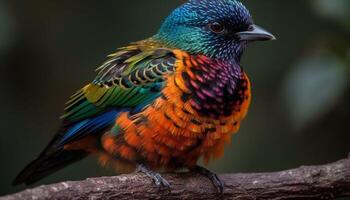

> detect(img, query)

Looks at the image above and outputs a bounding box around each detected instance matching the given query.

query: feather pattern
[102,49,251,169]
[62,40,176,124]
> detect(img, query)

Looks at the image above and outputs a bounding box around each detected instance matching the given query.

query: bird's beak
[236,25,276,41]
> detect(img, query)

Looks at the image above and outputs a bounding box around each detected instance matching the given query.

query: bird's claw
[137,164,170,191]
[152,173,171,190]
[194,165,224,194]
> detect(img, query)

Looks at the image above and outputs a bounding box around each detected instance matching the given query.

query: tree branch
[2,155,350,200]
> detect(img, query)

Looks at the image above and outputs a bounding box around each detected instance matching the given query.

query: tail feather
[13,149,87,185]
[13,110,119,185]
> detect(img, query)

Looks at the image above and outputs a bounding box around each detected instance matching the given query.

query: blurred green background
[0,0,349,197]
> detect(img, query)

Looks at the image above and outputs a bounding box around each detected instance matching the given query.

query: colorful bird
[13,0,275,193]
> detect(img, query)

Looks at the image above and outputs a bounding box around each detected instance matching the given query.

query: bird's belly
[102,73,251,170]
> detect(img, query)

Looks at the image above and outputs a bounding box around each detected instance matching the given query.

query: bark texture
[2,156,350,200]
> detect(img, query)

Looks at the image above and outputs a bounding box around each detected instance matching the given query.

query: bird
[13,0,275,193]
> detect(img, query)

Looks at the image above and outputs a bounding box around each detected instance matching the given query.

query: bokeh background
[0,0,349,197]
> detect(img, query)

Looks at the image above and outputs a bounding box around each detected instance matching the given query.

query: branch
[2,155,350,200]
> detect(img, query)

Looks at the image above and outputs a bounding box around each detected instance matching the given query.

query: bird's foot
[193,165,224,194]
[137,164,170,191]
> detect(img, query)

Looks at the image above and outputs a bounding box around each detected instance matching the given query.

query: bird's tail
[12,148,88,185]
[13,110,119,185]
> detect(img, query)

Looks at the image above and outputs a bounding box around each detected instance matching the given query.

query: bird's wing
[56,43,177,146]
[13,42,178,185]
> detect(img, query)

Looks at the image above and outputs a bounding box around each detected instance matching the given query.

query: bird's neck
[176,52,246,119]
[152,34,246,63]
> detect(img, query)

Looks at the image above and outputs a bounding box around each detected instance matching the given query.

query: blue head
[156,0,275,62]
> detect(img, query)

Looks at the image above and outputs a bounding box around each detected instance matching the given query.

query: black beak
[236,25,276,41]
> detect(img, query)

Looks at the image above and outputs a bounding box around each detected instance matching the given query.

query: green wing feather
[12,40,178,186]
[62,40,176,123]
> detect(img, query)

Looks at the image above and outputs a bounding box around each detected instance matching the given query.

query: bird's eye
[247,25,254,31]
[208,22,225,34]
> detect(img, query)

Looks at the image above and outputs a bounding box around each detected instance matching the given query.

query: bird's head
[156,0,275,62]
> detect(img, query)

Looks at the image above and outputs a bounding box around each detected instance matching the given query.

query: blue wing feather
[59,109,123,145]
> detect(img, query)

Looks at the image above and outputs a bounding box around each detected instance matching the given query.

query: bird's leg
[193,165,224,194]
[136,164,170,190]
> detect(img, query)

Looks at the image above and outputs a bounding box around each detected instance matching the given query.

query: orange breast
[101,51,252,170]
